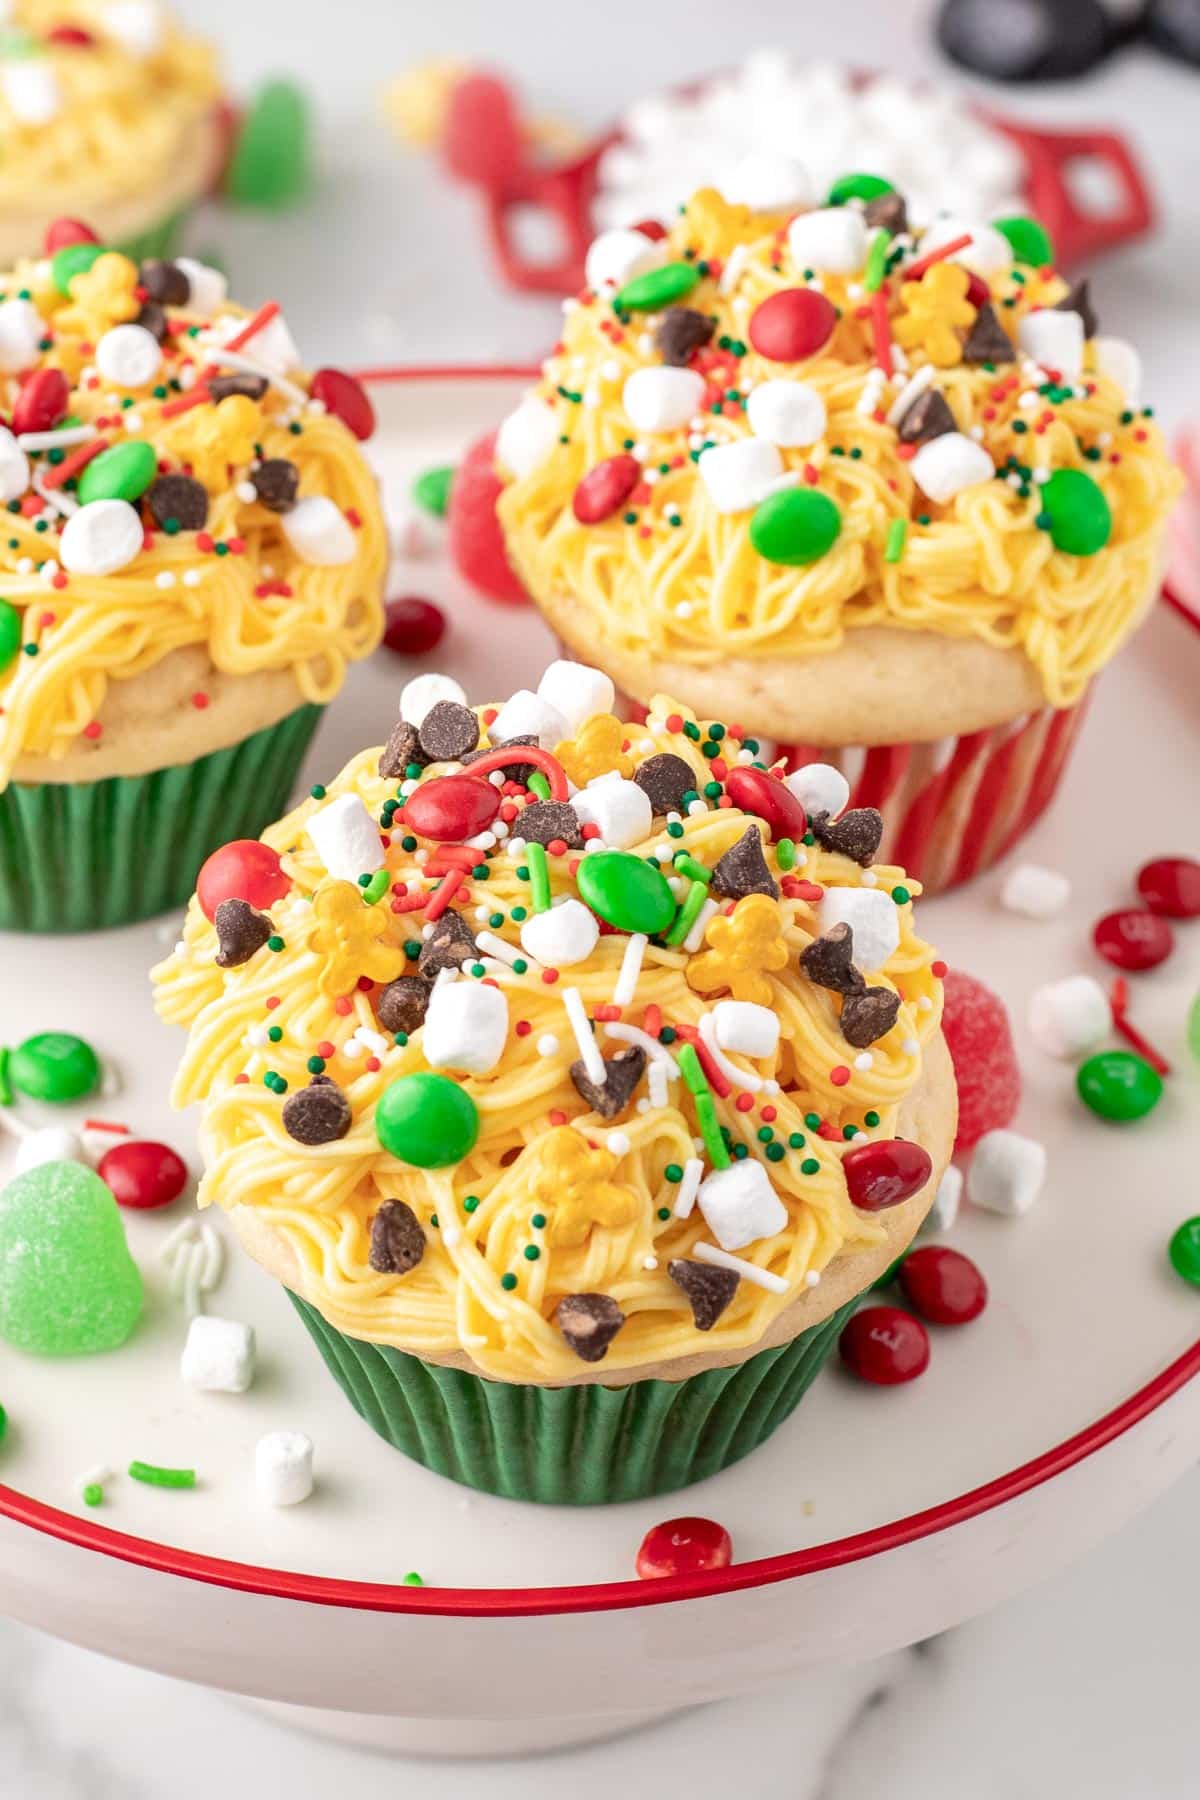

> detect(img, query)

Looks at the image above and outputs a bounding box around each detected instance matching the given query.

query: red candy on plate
[839,1306,930,1385]
[13,368,70,437]
[99,1140,188,1211]
[43,217,98,254]
[939,967,1021,1152]
[383,595,446,657]
[196,840,290,923]
[310,368,375,442]
[402,774,501,843]
[635,1516,732,1580]
[573,454,641,523]
[748,288,838,362]
[1135,858,1200,921]
[898,1246,987,1325]
[447,429,529,605]
[842,1138,933,1211]
[723,766,806,841]
[1092,908,1173,972]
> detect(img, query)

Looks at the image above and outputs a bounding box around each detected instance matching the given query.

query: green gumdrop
[1076,1050,1162,1122]
[0,597,20,672]
[828,173,895,206]
[78,440,157,506]
[1169,1216,1200,1286]
[51,241,106,296]
[0,1162,143,1355]
[749,486,842,566]
[226,79,312,210]
[614,262,700,312]
[412,464,455,518]
[576,850,676,935]
[9,1031,100,1102]
[994,215,1055,267]
[1038,468,1111,556]
[376,1072,479,1168]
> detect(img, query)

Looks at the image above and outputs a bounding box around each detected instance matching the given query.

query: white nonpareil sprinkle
[694,1241,789,1295]
[606,1131,631,1157]
[536,1034,560,1058]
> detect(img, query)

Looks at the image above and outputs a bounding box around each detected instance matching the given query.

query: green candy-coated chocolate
[994,215,1055,267]
[1076,1050,1162,1122]
[51,241,106,296]
[749,487,842,566]
[0,598,19,671]
[78,441,157,506]
[225,79,312,209]
[412,464,454,518]
[0,1161,143,1355]
[828,173,895,206]
[576,850,676,935]
[9,1031,100,1102]
[614,261,700,312]
[1188,991,1200,1062]
[1038,469,1111,556]
[1169,1217,1200,1287]
[376,1071,479,1168]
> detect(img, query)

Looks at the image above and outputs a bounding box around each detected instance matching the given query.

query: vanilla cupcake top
[497,182,1181,710]
[0,235,386,787]
[154,661,947,1384]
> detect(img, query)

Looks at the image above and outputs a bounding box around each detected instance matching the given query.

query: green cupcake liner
[0,702,322,933]
[290,1292,857,1505]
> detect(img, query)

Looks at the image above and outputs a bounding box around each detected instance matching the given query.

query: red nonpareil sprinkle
[196,532,215,553]
[191,691,209,709]
[830,1065,851,1087]
[665,713,683,733]
[803,462,819,485]
[334,996,352,1015]
[547,837,568,857]
[82,721,102,739]
[761,1105,777,1122]
[226,536,245,555]
[818,1121,841,1139]
[346,507,362,528]
[904,233,973,280]
[38,611,55,628]
[316,1041,335,1059]
[710,758,727,780]
[515,1019,532,1037]
[357,976,375,992]
[265,996,281,1009]
[483,706,498,727]
[735,1092,754,1112]
[580,821,601,840]
[366,1056,381,1071]
[20,494,44,517]
[716,795,733,808]
[931,959,948,978]
[548,1109,568,1127]
[234,1072,250,1084]
[50,572,67,590]
[541,967,560,984]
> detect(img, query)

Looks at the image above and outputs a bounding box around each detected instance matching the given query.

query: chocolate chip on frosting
[897,386,957,444]
[135,300,167,343]
[799,922,863,994]
[282,1074,353,1146]
[668,1259,739,1331]
[656,306,716,367]
[378,719,424,780]
[417,909,477,978]
[375,975,430,1036]
[962,302,1016,366]
[569,1044,646,1117]
[368,1199,426,1274]
[634,752,695,815]
[417,699,480,764]
[517,799,583,848]
[145,473,208,532]
[251,457,300,513]
[711,825,780,900]
[810,807,884,866]
[840,985,902,1048]
[213,897,272,968]
[863,189,908,234]
[208,371,269,403]
[464,734,537,787]
[554,1292,625,1363]
[1055,279,1098,339]
[139,258,190,306]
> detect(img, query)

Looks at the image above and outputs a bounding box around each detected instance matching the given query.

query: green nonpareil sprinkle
[665,879,710,947]
[884,518,907,564]
[526,770,551,801]
[129,1461,196,1490]
[525,840,551,914]
[864,228,891,293]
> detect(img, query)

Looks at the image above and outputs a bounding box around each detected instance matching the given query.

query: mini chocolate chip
[379,719,424,780]
[799,923,864,995]
[282,1074,353,1146]
[711,825,780,901]
[417,909,477,978]
[368,1199,426,1274]
[962,302,1016,366]
[376,975,430,1035]
[208,371,269,403]
[135,300,167,343]
[418,699,479,763]
[810,807,884,866]
[251,457,300,513]
[554,1293,625,1363]
[145,473,208,532]
[569,1044,646,1118]
[1055,279,1098,339]
[840,985,902,1048]
[897,387,957,444]
[139,258,190,306]
[634,752,696,815]
[213,896,272,968]
[668,1259,739,1331]
[466,732,538,787]
[657,306,716,367]
[517,800,583,848]
[863,190,908,234]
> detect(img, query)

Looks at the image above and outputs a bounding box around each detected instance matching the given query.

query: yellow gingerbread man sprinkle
[168,393,263,489]
[309,880,407,1000]
[556,712,632,787]
[530,1126,641,1248]
[58,252,140,339]
[687,893,789,1007]
[895,263,976,369]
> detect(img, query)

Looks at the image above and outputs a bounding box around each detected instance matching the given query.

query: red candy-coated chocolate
[635,1516,732,1580]
[383,595,446,656]
[311,368,375,442]
[842,1138,933,1211]
[964,271,990,309]
[573,454,641,523]
[1136,857,1200,921]
[747,288,838,363]
[898,1246,987,1325]
[99,1140,188,1211]
[1092,908,1174,972]
[403,774,501,843]
[196,840,290,922]
[839,1306,930,1385]
[447,429,529,605]
[723,765,806,841]
[13,368,70,437]
[43,217,99,254]
[940,967,1021,1152]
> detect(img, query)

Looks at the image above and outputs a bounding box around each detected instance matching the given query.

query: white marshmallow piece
[787,207,868,275]
[712,1000,780,1059]
[746,379,827,448]
[0,425,29,502]
[784,761,850,820]
[698,437,784,513]
[281,495,357,566]
[535,659,614,733]
[910,431,995,504]
[1001,863,1070,920]
[180,1315,256,1394]
[59,500,144,577]
[1027,975,1110,1061]
[306,792,384,882]
[255,1430,314,1507]
[423,977,509,1075]
[2,60,61,126]
[520,897,599,968]
[13,1128,86,1174]
[228,309,300,376]
[622,366,706,433]
[969,1128,1046,1217]
[1018,308,1084,382]
[95,322,162,388]
[923,1164,962,1235]
[173,257,227,318]
[399,671,467,726]
[584,226,664,293]
[0,298,45,372]
[919,217,1011,277]
[571,775,651,849]
[819,888,900,971]
[496,395,558,479]
[104,0,166,55]
[725,150,813,212]
[697,1160,788,1252]
[1091,335,1141,407]
[488,689,567,749]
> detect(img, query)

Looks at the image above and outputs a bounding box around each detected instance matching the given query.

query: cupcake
[0,3,224,265]
[153,658,955,1504]
[0,238,386,931]
[496,183,1181,891]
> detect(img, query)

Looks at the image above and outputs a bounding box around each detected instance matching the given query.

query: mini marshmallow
[520,897,599,968]
[181,1315,256,1394]
[104,0,166,55]
[399,671,467,726]
[1001,863,1070,920]
[95,322,162,388]
[0,425,29,502]
[585,227,664,293]
[1091,335,1141,406]
[255,1430,314,1507]
[281,495,357,565]
[819,887,900,971]
[423,977,509,1075]
[2,60,61,126]
[698,437,784,513]
[787,206,868,275]
[712,999,780,1059]
[572,775,651,849]
[235,310,300,376]
[969,1128,1046,1217]
[919,217,1011,277]
[784,761,850,820]
[306,792,384,881]
[910,431,995,504]
[622,366,706,433]
[923,1164,962,1235]
[174,257,227,318]
[724,150,813,211]
[697,1159,788,1251]
[0,298,45,372]
[59,499,144,576]
[535,660,615,733]
[488,689,567,748]
[746,379,826,448]
[1027,975,1110,1061]
[496,395,559,479]
[1018,308,1084,382]
[13,1126,86,1174]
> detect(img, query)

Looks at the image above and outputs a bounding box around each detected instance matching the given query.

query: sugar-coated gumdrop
[9,1031,100,1103]
[447,430,530,605]
[0,1162,143,1355]
[939,968,1021,1152]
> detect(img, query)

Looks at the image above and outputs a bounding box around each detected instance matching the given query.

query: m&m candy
[98,1141,188,1211]
[1076,1050,1163,1122]
[375,1072,479,1167]
[1136,857,1200,920]
[842,1138,933,1211]
[723,766,807,842]
[7,1032,100,1103]
[1168,1217,1200,1287]
[1092,908,1173,972]
[310,368,375,441]
[402,774,500,843]
[748,287,838,362]
[839,1305,930,1384]
[576,851,676,935]
[635,1515,732,1579]
[196,840,290,923]
[898,1246,987,1325]
[383,595,446,656]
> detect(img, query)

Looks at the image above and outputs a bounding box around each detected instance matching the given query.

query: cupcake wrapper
[290,1291,857,1506]
[0,703,322,933]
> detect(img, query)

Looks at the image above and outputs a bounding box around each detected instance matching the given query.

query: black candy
[937,0,1114,81]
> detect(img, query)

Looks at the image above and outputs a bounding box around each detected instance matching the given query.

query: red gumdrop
[573,454,641,523]
[747,288,838,362]
[13,368,70,436]
[898,1246,987,1325]
[447,429,529,605]
[1092,908,1173,971]
[43,217,99,254]
[635,1516,732,1580]
[940,967,1021,1152]
[1137,857,1200,920]
[403,774,500,843]
[311,368,375,441]
[196,840,290,923]
[839,1306,930,1385]
[99,1140,188,1211]
[383,595,446,656]
[842,1138,933,1212]
[723,765,806,841]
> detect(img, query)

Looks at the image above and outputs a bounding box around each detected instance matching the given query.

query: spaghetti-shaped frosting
[497,185,1180,709]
